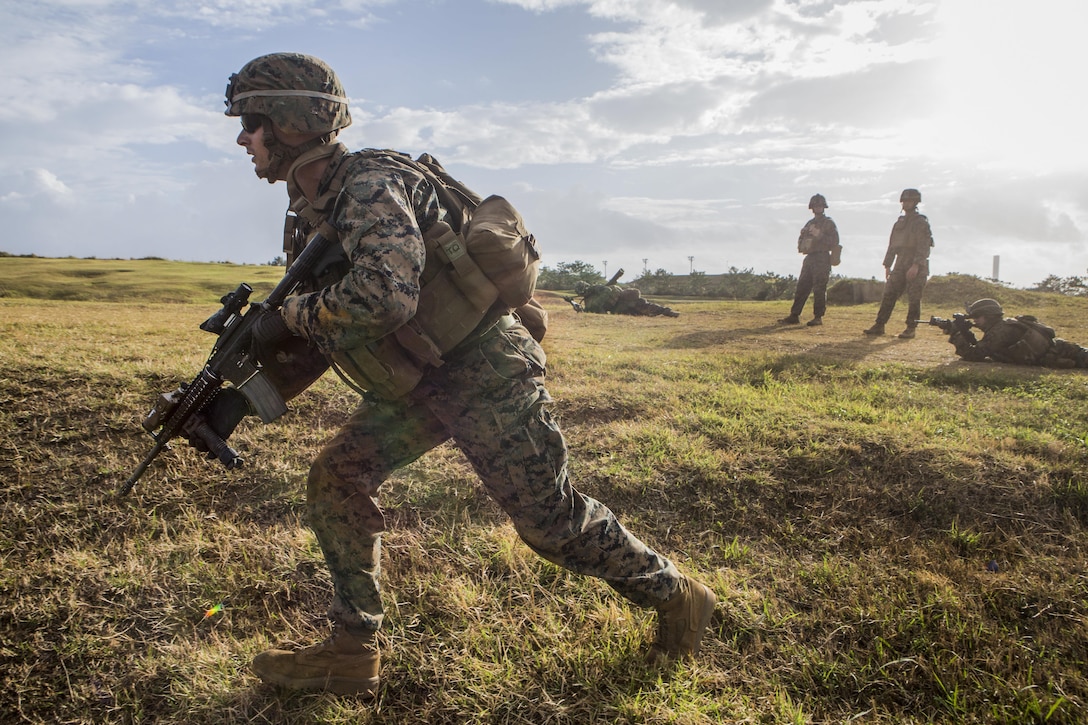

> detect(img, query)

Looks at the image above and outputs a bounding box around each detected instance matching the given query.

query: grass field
[1,260,1087,723]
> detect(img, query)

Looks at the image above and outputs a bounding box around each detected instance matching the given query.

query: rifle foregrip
[191,420,244,470]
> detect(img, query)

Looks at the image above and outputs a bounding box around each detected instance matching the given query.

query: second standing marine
[864,188,934,339]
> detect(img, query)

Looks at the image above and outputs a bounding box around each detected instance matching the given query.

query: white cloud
[0,0,1085,288]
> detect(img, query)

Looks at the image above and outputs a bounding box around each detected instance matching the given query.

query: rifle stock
[118,232,337,496]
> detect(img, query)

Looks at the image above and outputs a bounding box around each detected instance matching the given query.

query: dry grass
[2,273,1087,724]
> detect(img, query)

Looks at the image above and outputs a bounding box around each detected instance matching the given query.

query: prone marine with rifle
[565,268,680,317]
[920,298,1088,368]
[564,268,623,312]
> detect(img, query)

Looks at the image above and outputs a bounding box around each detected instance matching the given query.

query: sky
[2,0,1087,289]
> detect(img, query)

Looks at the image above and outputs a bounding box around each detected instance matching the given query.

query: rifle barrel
[117,438,169,496]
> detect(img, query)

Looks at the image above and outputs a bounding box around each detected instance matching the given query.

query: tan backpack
[319,150,542,398]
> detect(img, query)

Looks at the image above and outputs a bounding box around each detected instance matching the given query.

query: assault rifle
[916,313,973,334]
[118,232,336,496]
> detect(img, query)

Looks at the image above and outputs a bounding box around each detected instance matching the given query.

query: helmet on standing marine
[808,194,827,210]
[225,52,352,136]
[900,188,922,203]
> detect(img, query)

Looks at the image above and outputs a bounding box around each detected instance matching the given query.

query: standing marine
[864,188,934,339]
[778,193,841,327]
[209,52,716,698]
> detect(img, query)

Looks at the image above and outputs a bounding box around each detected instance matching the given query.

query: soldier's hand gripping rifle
[118,232,337,496]
[563,296,584,312]
[916,313,973,335]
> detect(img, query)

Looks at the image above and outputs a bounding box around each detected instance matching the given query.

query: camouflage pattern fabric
[280,152,441,353]
[581,284,622,314]
[581,285,676,317]
[225,52,351,136]
[874,210,934,326]
[311,319,681,637]
[277,149,681,637]
[953,318,1088,368]
[789,252,833,319]
[790,214,839,318]
[797,215,839,254]
[882,211,933,271]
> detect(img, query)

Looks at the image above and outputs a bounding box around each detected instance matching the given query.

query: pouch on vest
[1004,338,1038,365]
[1004,320,1051,364]
[311,149,542,398]
[465,195,540,307]
[329,334,424,400]
[1015,315,1056,340]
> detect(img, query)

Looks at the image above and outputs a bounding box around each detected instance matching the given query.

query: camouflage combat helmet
[574,280,590,294]
[808,194,827,210]
[966,298,1003,319]
[225,52,351,136]
[900,188,922,203]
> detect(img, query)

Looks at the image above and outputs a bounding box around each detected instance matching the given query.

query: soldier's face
[902,199,919,212]
[237,122,272,179]
[811,203,826,216]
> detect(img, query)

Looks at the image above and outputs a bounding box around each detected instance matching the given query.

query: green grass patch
[2,261,1088,723]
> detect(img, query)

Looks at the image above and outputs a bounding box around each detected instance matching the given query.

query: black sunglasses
[240,114,264,133]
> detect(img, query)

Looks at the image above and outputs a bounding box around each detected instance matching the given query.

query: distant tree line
[537,261,1088,303]
[1029,275,1088,297]
[537,261,800,301]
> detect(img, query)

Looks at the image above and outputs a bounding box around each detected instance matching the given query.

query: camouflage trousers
[1044,339,1088,369]
[789,252,832,319]
[875,262,929,326]
[307,318,681,637]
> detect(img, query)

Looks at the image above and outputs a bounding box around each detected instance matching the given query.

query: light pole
[688,256,694,274]
[642,258,648,275]
[603,260,608,279]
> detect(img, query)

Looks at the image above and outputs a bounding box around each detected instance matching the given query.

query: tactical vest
[1000,317,1054,365]
[283,145,540,399]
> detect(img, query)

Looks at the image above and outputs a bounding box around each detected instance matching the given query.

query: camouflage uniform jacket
[280,150,443,353]
[797,215,839,254]
[581,284,623,314]
[882,211,933,271]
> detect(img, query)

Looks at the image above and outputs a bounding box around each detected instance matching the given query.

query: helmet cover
[966,298,1003,319]
[225,53,351,136]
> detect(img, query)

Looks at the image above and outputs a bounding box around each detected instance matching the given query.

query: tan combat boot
[647,575,717,663]
[251,628,380,697]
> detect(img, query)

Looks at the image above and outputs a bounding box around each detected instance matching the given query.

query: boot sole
[256,671,380,697]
